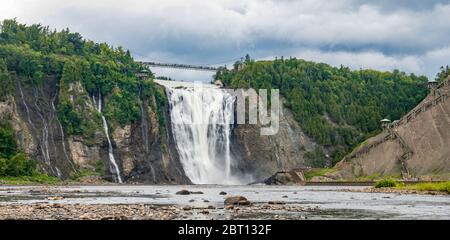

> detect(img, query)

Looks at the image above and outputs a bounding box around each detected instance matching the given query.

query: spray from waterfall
[165,83,244,184]
[93,91,123,183]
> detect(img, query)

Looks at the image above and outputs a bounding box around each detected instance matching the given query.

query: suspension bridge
[138,61,225,71]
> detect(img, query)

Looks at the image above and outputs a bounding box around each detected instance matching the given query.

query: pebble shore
[0,202,315,220]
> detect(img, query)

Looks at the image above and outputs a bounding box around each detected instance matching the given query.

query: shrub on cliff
[374,178,399,188]
[0,120,37,177]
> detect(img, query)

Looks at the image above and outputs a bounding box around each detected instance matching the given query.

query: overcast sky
[1,0,449,81]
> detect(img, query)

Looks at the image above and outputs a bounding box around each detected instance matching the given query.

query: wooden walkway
[341,77,450,178]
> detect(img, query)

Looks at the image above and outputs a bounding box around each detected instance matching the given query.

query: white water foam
[163,81,244,184]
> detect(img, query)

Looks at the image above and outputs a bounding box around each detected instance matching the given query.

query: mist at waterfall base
[165,82,253,185]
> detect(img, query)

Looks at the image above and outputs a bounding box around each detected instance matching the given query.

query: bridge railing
[138,61,223,71]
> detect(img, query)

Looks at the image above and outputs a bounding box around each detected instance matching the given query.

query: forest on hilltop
[215,56,429,166]
[0,19,164,178]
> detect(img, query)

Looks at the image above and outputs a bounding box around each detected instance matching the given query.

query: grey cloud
[356,0,450,12]
[1,0,449,79]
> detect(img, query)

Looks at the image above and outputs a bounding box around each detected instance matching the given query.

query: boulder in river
[268,201,286,205]
[224,196,251,206]
[190,191,204,194]
[176,190,204,195]
[176,190,191,195]
[263,170,306,185]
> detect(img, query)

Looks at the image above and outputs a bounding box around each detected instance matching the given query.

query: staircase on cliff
[341,77,450,179]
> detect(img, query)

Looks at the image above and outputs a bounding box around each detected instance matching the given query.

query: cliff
[230,102,317,181]
[0,74,189,183]
[333,77,450,180]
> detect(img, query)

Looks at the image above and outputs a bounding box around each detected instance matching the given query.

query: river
[0,185,449,220]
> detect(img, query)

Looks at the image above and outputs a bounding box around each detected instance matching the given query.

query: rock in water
[175,190,204,195]
[176,190,191,195]
[219,191,227,195]
[263,170,306,185]
[268,201,286,205]
[224,196,250,206]
[47,196,64,201]
[190,191,204,194]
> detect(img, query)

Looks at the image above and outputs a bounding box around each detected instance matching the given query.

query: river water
[0,185,449,220]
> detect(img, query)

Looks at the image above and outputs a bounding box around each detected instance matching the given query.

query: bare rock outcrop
[334,78,450,180]
[230,103,317,182]
[0,75,190,183]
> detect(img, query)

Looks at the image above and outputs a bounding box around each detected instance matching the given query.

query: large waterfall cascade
[93,92,123,183]
[160,80,245,185]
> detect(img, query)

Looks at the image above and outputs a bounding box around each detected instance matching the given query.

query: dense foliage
[215,56,428,166]
[0,19,156,132]
[436,65,449,83]
[374,178,399,188]
[0,118,37,177]
[0,19,159,176]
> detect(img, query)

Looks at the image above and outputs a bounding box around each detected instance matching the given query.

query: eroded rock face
[230,104,316,182]
[334,80,450,180]
[263,170,306,185]
[1,98,37,157]
[112,125,133,176]
[119,89,190,184]
[1,76,190,183]
[67,136,101,169]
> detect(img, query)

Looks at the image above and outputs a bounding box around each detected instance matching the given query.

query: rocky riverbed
[0,204,177,220]
[0,185,449,220]
[0,202,316,220]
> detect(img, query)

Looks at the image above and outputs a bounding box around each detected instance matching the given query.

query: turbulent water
[163,80,243,184]
[93,92,123,183]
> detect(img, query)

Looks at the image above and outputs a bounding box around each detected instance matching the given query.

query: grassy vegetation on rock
[304,168,335,181]
[399,181,450,194]
[374,178,400,188]
[373,178,450,194]
[0,174,60,185]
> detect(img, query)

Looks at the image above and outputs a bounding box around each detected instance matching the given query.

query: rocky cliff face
[230,103,319,182]
[122,91,190,184]
[2,73,322,184]
[1,75,189,183]
[333,78,450,180]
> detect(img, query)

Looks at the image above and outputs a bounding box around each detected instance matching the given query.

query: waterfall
[17,80,36,132]
[165,82,242,184]
[31,85,51,168]
[51,95,75,170]
[94,92,123,183]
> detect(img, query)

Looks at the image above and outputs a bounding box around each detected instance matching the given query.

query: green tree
[436,65,449,83]
[215,57,428,166]
[0,120,18,159]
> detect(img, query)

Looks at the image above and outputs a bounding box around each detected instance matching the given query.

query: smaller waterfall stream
[51,95,75,170]
[17,81,36,132]
[31,85,51,167]
[94,92,123,183]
